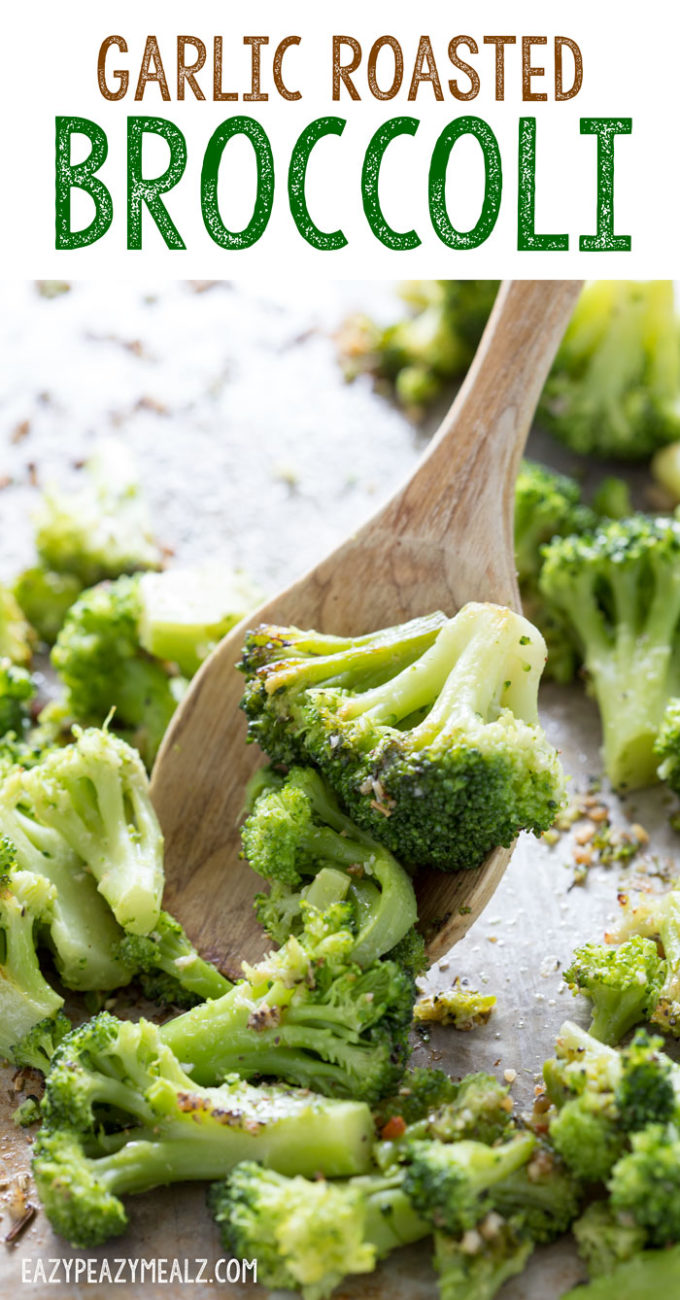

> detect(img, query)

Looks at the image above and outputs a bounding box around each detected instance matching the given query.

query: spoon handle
[373,279,584,609]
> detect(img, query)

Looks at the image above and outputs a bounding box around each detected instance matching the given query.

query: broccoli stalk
[34,438,162,585]
[33,1014,375,1248]
[240,603,564,871]
[51,576,180,769]
[539,281,680,460]
[433,1220,534,1300]
[0,835,70,1071]
[137,564,263,677]
[563,1245,680,1299]
[18,727,164,936]
[242,765,418,965]
[540,515,680,791]
[118,910,231,1007]
[209,1162,429,1300]
[159,902,415,1103]
[564,937,667,1045]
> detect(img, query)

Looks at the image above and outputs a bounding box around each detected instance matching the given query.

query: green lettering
[362,117,421,250]
[289,118,347,251]
[127,117,187,251]
[429,116,501,250]
[579,117,632,252]
[55,117,113,251]
[517,118,568,251]
[201,116,274,250]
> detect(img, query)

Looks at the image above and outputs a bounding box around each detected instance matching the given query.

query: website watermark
[21,1257,257,1286]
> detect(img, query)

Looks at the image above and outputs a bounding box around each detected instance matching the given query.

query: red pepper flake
[380,1116,407,1141]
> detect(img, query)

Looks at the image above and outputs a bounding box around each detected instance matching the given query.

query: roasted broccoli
[338,280,498,413]
[0,660,36,741]
[34,438,162,585]
[489,1145,582,1245]
[0,583,34,666]
[0,835,70,1071]
[240,603,564,871]
[414,979,496,1030]
[160,901,415,1103]
[12,567,83,645]
[540,515,680,790]
[539,280,680,460]
[375,1071,515,1168]
[564,937,667,1045]
[433,1219,533,1300]
[402,1132,536,1235]
[51,576,181,769]
[18,727,163,936]
[374,1067,460,1132]
[209,1162,428,1300]
[609,1122,680,1245]
[572,1201,648,1279]
[655,700,680,793]
[118,910,231,1007]
[606,886,680,1036]
[242,765,418,966]
[563,1244,680,1298]
[138,563,262,677]
[33,1013,374,1247]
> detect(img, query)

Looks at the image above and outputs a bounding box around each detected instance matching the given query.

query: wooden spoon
[152,279,582,972]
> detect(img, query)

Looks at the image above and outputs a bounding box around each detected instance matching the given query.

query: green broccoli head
[118,910,231,1007]
[403,1133,536,1235]
[539,280,680,460]
[12,567,83,645]
[489,1145,582,1244]
[208,1165,377,1300]
[514,460,597,586]
[240,603,564,871]
[433,1218,533,1300]
[0,660,36,741]
[242,765,418,967]
[34,438,162,585]
[19,727,164,936]
[655,698,680,792]
[543,1022,625,1181]
[540,514,680,791]
[606,887,680,1036]
[0,834,68,1070]
[609,1123,680,1246]
[34,1013,375,1247]
[616,1030,678,1131]
[159,901,416,1104]
[573,1201,648,1279]
[0,585,34,667]
[374,1066,460,1132]
[51,576,179,769]
[564,937,667,1045]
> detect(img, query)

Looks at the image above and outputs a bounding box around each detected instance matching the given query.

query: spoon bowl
[152,280,582,971]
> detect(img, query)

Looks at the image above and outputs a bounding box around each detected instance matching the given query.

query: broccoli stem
[2,902,63,1045]
[263,613,446,696]
[360,1176,431,1254]
[562,1244,680,1299]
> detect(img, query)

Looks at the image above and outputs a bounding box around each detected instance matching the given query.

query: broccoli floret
[539,281,680,460]
[118,910,231,1007]
[414,980,496,1030]
[243,765,418,967]
[573,1202,648,1278]
[12,567,83,645]
[240,603,564,871]
[616,1029,679,1130]
[433,1218,534,1300]
[33,1013,375,1248]
[489,1144,582,1244]
[51,576,180,769]
[376,1072,514,1171]
[0,834,69,1071]
[607,887,680,1035]
[540,515,680,791]
[385,926,428,977]
[0,584,34,666]
[338,280,499,414]
[0,738,150,991]
[19,727,163,936]
[34,438,162,585]
[563,1244,680,1299]
[209,1162,429,1300]
[138,564,263,677]
[514,460,596,588]
[0,660,36,741]
[374,1067,460,1132]
[609,1123,680,1245]
[160,901,415,1104]
[544,1021,625,1181]
[564,938,667,1045]
[402,1133,536,1236]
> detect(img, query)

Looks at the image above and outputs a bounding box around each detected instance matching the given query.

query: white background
[1,0,677,277]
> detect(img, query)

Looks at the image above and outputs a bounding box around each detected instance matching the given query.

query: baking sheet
[1,280,677,1298]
